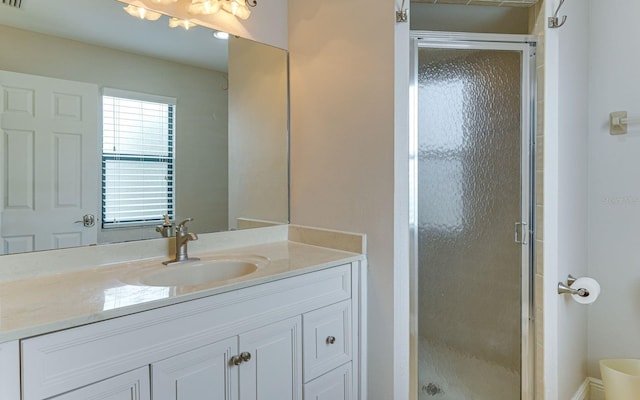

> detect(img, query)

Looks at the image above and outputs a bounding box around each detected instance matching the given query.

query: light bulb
[169,17,199,30]
[123,5,162,21]
[189,0,221,15]
[221,0,250,19]
[213,31,229,40]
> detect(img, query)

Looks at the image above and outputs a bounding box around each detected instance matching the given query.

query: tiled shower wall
[529,2,545,399]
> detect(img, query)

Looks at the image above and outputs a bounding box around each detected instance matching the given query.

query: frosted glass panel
[417,48,522,399]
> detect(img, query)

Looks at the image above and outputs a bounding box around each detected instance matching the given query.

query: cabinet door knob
[326,336,336,345]
[230,355,243,366]
[240,351,252,362]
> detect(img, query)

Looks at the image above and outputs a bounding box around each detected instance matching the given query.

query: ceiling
[0,0,229,72]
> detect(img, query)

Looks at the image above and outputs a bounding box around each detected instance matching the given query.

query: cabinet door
[304,362,352,400]
[0,341,19,400]
[238,316,302,400]
[152,337,238,400]
[51,367,150,400]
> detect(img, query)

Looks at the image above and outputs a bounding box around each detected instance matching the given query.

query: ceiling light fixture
[123,5,162,21]
[189,0,257,20]
[169,17,198,30]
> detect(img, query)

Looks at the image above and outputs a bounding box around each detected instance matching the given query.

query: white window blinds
[101,89,176,227]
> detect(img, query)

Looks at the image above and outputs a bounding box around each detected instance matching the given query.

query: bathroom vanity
[0,225,366,400]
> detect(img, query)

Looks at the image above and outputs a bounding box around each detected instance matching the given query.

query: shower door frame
[409,31,537,400]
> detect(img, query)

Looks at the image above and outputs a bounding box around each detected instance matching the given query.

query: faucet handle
[177,218,194,231]
[163,214,172,226]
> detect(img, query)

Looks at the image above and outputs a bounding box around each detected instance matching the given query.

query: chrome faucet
[163,218,199,265]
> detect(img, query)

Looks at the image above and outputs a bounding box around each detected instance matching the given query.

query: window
[101,88,176,227]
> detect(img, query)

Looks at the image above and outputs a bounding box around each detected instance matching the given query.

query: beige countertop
[0,232,364,343]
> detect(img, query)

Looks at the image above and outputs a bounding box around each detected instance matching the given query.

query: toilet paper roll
[570,277,601,304]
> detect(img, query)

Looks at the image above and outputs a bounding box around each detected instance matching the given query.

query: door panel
[152,337,238,400]
[52,367,150,400]
[238,316,302,400]
[414,42,532,400]
[0,70,98,254]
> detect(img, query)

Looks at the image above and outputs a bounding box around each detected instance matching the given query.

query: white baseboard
[571,378,591,400]
[571,377,605,400]
[588,378,605,400]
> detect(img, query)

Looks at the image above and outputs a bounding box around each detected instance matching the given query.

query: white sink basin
[140,255,269,287]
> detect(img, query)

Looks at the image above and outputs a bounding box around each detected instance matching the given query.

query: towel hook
[396,0,408,23]
[548,0,567,28]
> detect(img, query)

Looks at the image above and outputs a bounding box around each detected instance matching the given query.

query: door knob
[74,214,95,227]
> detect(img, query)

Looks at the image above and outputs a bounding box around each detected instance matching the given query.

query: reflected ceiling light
[189,0,257,20]
[188,0,222,15]
[123,5,162,21]
[169,17,198,30]
[150,0,179,4]
[213,31,229,40]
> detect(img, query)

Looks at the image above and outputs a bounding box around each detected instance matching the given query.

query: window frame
[100,88,177,228]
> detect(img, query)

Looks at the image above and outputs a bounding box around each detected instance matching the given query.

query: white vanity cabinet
[19,262,363,400]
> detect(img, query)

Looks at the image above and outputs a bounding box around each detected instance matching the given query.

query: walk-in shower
[410,33,536,399]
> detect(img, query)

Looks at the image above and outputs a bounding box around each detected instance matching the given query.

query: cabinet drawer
[303,362,352,400]
[303,300,351,382]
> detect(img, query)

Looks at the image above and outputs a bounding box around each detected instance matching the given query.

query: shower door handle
[515,222,528,245]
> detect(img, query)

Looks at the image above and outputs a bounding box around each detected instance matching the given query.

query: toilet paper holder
[557,275,590,298]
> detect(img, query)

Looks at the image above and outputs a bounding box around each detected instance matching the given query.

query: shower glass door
[411,35,535,400]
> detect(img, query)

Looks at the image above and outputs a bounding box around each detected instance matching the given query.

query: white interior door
[0,70,99,254]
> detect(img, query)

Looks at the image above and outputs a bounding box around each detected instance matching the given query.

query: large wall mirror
[0,0,289,255]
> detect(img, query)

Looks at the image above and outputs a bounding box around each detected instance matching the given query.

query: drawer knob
[240,351,252,362]
[326,336,336,345]
[230,355,243,366]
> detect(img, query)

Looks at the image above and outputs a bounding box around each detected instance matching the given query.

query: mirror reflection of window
[102,285,171,311]
[101,89,176,228]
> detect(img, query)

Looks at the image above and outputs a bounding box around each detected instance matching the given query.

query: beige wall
[587,0,640,382]
[534,0,591,397]
[289,1,397,398]
[227,37,288,229]
[0,24,229,241]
